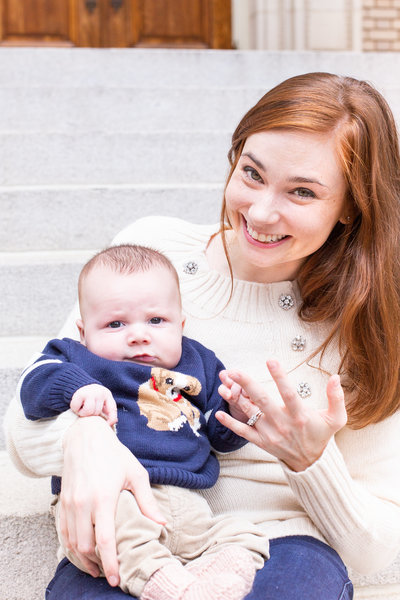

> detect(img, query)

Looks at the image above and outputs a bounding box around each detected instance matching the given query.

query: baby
[19,244,269,600]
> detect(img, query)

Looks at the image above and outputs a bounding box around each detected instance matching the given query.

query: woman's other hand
[217,360,347,472]
[59,416,165,586]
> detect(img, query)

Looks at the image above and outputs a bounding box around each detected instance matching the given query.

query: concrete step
[0,131,232,186]
[0,450,58,600]
[0,48,400,91]
[0,251,91,337]
[0,86,263,134]
[0,183,222,252]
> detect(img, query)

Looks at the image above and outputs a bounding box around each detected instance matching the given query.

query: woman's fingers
[266,360,302,417]
[126,466,166,525]
[93,447,165,583]
[215,410,261,444]
[58,492,101,577]
[92,499,120,585]
[325,374,348,430]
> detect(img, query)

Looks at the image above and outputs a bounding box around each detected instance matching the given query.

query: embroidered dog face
[138,367,202,436]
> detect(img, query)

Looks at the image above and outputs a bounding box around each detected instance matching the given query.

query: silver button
[183,261,198,275]
[297,382,311,398]
[291,335,306,352]
[278,294,294,310]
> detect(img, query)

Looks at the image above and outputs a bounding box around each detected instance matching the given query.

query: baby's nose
[127,325,150,344]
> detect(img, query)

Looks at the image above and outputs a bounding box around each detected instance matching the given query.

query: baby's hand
[218,370,256,423]
[70,384,118,427]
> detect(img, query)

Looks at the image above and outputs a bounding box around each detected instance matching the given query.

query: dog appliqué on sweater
[137,367,202,436]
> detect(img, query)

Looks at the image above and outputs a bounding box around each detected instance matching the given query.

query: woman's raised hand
[59,416,165,586]
[217,360,347,472]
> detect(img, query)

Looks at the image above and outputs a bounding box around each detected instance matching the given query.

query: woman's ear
[339,215,352,225]
[76,318,86,345]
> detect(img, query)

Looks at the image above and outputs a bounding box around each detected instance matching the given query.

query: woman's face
[224,129,348,283]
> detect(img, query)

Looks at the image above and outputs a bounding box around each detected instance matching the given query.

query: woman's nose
[248,191,280,225]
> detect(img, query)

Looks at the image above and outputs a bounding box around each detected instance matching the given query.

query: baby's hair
[78,244,180,300]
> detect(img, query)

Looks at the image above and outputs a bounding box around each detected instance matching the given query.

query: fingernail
[267,360,278,370]
[109,576,118,587]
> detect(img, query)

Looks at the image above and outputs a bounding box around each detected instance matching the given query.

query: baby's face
[77,265,184,368]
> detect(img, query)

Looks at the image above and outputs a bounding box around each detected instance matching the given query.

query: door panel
[0,0,231,48]
[0,0,76,46]
[134,0,210,48]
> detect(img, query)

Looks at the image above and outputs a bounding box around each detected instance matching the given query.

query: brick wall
[363,0,400,50]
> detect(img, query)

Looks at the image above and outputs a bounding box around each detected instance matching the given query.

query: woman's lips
[243,217,289,248]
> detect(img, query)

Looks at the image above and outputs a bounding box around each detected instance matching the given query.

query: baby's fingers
[223,370,268,408]
[103,396,118,427]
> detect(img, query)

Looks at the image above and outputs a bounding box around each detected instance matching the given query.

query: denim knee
[246,535,353,600]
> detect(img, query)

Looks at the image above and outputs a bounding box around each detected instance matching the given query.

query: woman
[6,72,400,600]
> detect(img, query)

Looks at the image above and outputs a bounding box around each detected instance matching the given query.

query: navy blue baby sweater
[19,337,246,494]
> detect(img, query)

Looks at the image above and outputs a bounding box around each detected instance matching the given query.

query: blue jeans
[46,535,353,599]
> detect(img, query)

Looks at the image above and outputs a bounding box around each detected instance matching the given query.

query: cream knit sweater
[5,216,400,576]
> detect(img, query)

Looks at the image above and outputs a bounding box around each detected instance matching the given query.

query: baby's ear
[76,318,86,345]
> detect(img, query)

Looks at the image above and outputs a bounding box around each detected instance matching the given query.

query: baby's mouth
[128,354,155,363]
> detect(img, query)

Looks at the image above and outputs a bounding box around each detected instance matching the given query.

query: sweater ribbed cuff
[49,365,101,412]
[280,438,365,538]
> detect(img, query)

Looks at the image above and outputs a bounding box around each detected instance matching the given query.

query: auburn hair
[221,72,400,428]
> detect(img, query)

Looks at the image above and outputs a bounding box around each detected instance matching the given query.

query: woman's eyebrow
[241,152,265,171]
[287,176,328,188]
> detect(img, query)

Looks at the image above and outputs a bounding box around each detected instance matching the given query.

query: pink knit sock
[141,562,196,600]
[183,572,250,600]
[186,545,257,592]
[141,556,253,600]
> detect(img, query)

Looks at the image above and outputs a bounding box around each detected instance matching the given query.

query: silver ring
[246,409,263,427]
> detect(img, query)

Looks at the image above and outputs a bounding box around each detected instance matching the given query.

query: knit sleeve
[281,413,400,574]
[19,338,101,420]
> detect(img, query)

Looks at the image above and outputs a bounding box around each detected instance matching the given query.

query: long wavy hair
[220,72,400,428]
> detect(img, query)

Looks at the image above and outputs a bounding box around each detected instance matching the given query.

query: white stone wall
[232,0,362,51]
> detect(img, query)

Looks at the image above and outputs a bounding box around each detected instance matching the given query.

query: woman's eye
[108,321,123,329]
[150,317,163,325]
[243,166,263,182]
[294,187,315,198]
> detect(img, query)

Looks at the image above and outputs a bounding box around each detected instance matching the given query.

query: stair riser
[0,87,262,134]
[0,263,82,336]
[0,132,231,186]
[1,186,222,251]
[0,48,400,90]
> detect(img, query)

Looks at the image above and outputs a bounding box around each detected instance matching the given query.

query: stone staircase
[1,48,400,600]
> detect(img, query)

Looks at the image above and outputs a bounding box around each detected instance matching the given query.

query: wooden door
[0,0,232,48]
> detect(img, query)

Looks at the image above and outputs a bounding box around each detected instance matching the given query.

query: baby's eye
[243,166,263,182]
[293,187,315,198]
[149,317,163,325]
[108,321,123,329]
